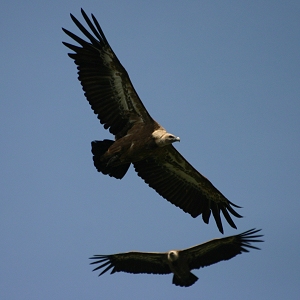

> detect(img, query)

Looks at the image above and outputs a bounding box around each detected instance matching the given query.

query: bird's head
[168,250,179,262]
[152,130,180,147]
[162,133,181,145]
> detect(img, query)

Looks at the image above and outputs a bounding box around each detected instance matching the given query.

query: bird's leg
[106,155,120,167]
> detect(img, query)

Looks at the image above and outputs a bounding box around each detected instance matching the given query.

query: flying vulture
[62,9,242,233]
[90,228,263,287]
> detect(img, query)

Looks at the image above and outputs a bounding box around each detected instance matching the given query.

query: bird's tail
[172,272,198,287]
[91,140,130,179]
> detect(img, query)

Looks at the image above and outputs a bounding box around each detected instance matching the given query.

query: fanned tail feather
[91,140,130,179]
[172,272,198,287]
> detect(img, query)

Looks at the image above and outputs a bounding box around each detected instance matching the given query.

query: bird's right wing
[181,228,263,270]
[134,145,242,233]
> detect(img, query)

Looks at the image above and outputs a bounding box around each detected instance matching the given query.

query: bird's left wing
[62,9,154,138]
[181,228,263,270]
[90,251,171,276]
[134,145,242,233]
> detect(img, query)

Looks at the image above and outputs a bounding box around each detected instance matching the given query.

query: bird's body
[92,122,180,178]
[90,229,263,287]
[63,9,242,233]
[167,250,198,286]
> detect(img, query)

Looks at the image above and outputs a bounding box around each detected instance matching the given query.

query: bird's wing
[134,145,242,233]
[181,228,263,270]
[90,251,171,275]
[62,9,154,138]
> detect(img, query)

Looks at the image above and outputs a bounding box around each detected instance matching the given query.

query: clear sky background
[1,1,299,299]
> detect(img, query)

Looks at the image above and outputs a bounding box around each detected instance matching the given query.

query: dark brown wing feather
[90,251,171,276]
[62,9,153,137]
[180,229,263,270]
[134,145,242,233]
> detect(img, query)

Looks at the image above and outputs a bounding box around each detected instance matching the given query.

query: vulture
[90,229,263,287]
[62,9,242,233]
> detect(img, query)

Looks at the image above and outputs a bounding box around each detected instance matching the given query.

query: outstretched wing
[62,9,154,138]
[134,145,242,233]
[90,251,171,276]
[181,228,263,270]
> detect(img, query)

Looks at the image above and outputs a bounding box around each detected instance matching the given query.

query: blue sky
[1,1,299,299]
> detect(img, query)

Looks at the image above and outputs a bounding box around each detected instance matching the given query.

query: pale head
[152,130,180,147]
[168,250,179,262]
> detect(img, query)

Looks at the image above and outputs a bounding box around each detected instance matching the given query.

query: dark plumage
[62,9,242,233]
[90,229,263,287]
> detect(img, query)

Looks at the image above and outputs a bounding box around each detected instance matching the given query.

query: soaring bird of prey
[90,229,263,287]
[62,9,242,233]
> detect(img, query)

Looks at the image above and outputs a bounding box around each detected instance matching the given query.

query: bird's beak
[176,137,180,142]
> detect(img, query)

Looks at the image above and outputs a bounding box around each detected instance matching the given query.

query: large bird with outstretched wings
[90,229,263,287]
[62,9,242,233]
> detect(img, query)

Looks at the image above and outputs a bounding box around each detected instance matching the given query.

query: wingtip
[216,218,224,234]
[227,202,243,218]
[80,8,88,19]
[241,228,264,245]
[229,201,243,209]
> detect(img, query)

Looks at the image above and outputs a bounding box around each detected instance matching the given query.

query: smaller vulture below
[62,9,242,233]
[90,228,263,287]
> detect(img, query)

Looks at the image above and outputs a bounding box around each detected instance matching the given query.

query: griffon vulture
[90,229,263,287]
[62,9,242,233]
